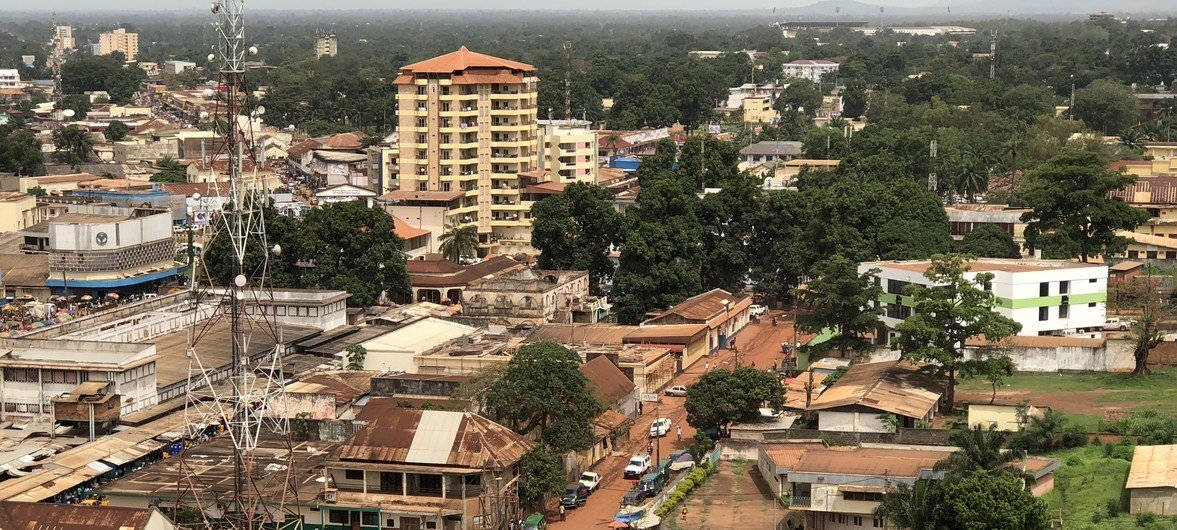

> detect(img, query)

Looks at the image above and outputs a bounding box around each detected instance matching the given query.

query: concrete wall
[267,392,338,420]
[866,340,1135,373]
[1131,487,1177,516]
[817,411,891,433]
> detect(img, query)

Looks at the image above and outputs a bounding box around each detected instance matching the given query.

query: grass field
[956,367,1177,431]
[1041,445,1177,530]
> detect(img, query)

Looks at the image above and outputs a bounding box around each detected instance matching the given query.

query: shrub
[1107,442,1135,461]
[1105,498,1121,518]
[1136,512,1157,526]
[1105,410,1177,445]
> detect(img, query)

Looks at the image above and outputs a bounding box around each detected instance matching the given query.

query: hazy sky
[14,0,939,12]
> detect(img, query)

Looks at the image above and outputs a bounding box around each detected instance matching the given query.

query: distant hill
[782,0,1176,19]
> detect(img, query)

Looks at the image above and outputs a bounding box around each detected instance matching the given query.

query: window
[853,516,863,526]
[838,514,847,524]
[1059,281,1069,294]
[1148,250,1158,260]
[886,279,909,295]
[1128,250,1140,259]
[344,469,363,480]
[1089,302,1097,307]
[1169,251,1177,260]
[416,86,426,95]
[1059,302,1069,319]
[361,512,379,526]
[1089,278,1098,283]
[873,518,884,528]
[1039,282,1049,296]
[328,510,349,524]
[1039,306,1049,321]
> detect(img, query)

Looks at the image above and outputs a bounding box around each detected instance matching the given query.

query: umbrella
[608,523,629,529]
[106,293,120,299]
[80,295,93,302]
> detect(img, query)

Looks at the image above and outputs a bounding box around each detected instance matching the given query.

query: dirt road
[552,312,806,528]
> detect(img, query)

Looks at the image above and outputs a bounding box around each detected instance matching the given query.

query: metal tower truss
[174,0,302,528]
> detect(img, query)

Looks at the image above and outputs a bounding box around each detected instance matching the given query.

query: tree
[937,471,1049,530]
[1008,409,1086,454]
[961,355,1016,404]
[960,225,1021,259]
[684,367,784,431]
[151,156,188,183]
[439,223,479,263]
[105,120,129,142]
[895,254,1022,411]
[344,344,367,370]
[60,94,91,119]
[517,445,565,511]
[841,78,867,119]
[531,182,620,293]
[936,425,1015,475]
[295,201,411,307]
[52,125,94,165]
[0,128,44,176]
[874,479,944,530]
[484,342,603,453]
[1019,150,1149,262]
[776,79,823,116]
[794,256,882,358]
[876,472,1048,530]
[1073,79,1138,135]
[1130,314,1164,376]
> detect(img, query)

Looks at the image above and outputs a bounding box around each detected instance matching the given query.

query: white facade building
[725,82,786,110]
[782,60,839,84]
[0,69,20,89]
[862,259,1108,339]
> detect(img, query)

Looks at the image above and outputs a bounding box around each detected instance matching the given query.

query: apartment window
[1089,278,1098,283]
[1059,301,1069,319]
[418,182,428,191]
[328,510,349,524]
[1168,251,1177,260]
[1089,302,1097,307]
[1148,250,1158,259]
[361,512,379,526]
[853,516,863,526]
[417,134,427,143]
[873,518,884,528]
[1059,280,1069,294]
[1039,306,1049,321]
[838,514,847,524]
[344,469,363,480]
[417,118,427,128]
[1128,250,1139,259]
[416,86,427,95]
[1039,282,1049,297]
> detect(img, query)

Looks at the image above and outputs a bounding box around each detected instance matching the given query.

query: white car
[579,471,601,493]
[665,385,688,397]
[649,417,672,438]
[1104,317,1133,331]
[749,304,768,317]
[624,454,651,478]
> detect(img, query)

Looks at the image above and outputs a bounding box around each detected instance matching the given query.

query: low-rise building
[966,403,1046,432]
[351,317,479,373]
[0,253,50,300]
[945,204,1031,252]
[314,183,378,207]
[642,287,752,358]
[405,254,526,304]
[739,141,802,169]
[807,361,943,433]
[579,354,638,418]
[380,190,465,256]
[321,402,533,530]
[1127,444,1177,516]
[742,96,779,124]
[0,191,42,232]
[862,258,1108,338]
[0,69,20,90]
[782,59,839,84]
[0,502,176,530]
[462,268,605,324]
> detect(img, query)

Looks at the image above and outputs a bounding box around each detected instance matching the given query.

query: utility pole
[1069,74,1077,120]
[988,30,997,80]
[928,138,938,195]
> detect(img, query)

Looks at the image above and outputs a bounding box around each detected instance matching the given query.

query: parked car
[749,304,768,317]
[624,454,651,479]
[665,385,688,397]
[621,487,647,507]
[649,417,672,438]
[561,483,590,508]
[579,471,601,493]
[1104,317,1133,331]
[638,468,669,497]
[522,513,546,530]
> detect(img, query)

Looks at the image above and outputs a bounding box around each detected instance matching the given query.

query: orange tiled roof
[399,46,535,75]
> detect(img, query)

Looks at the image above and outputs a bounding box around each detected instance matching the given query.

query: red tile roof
[399,46,535,75]
[579,356,635,407]
[393,216,431,240]
[643,288,752,325]
[406,254,526,288]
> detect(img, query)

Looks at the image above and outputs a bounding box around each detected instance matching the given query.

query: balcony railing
[790,496,811,507]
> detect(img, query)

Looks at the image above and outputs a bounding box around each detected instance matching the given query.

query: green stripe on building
[994,292,1107,309]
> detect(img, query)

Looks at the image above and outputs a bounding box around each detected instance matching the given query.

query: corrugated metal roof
[807,361,943,418]
[1127,444,1177,489]
[406,410,464,464]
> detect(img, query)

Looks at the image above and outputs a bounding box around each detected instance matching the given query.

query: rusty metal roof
[807,361,943,419]
[0,502,164,530]
[339,400,533,469]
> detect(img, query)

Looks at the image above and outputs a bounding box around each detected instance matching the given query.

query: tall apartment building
[54,25,76,51]
[314,33,338,58]
[395,46,539,252]
[537,119,598,184]
[96,28,139,61]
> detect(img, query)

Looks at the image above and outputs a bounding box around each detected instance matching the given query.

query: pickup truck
[649,417,672,438]
[624,454,651,479]
[579,471,601,493]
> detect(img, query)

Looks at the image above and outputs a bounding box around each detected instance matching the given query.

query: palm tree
[936,425,1016,475]
[1119,128,1146,152]
[874,479,943,530]
[999,139,1026,174]
[439,223,479,263]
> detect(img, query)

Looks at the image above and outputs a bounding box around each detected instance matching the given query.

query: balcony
[790,496,811,508]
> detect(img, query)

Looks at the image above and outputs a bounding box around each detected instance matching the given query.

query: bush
[1105,498,1121,518]
[1106,410,1177,445]
[1136,512,1157,526]
[1106,442,1135,461]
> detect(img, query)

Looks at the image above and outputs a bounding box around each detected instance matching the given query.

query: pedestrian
[705,362,710,371]
[682,507,688,520]
[559,504,566,521]
[771,316,777,326]
[647,442,653,455]
[638,401,643,415]
[676,426,682,441]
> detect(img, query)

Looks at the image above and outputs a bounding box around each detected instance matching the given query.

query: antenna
[563,41,572,121]
[928,138,938,194]
[989,30,997,80]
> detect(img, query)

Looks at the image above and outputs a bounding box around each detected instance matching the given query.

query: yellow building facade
[395,47,539,252]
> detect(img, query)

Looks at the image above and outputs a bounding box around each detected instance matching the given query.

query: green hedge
[654,460,718,517]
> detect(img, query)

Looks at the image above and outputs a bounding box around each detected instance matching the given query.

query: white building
[725,82,786,110]
[537,119,599,184]
[782,59,839,84]
[862,258,1108,339]
[0,69,20,89]
[0,338,158,419]
[163,60,196,75]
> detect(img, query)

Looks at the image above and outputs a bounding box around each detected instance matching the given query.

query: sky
[12,0,940,12]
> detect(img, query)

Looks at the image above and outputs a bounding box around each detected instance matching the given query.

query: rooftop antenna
[563,41,573,121]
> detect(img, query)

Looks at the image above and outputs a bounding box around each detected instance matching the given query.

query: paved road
[552,312,808,528]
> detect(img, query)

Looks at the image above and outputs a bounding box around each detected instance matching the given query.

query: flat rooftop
[152,318,319,388]
[0,338,154,370]
[865,258,1104,274]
